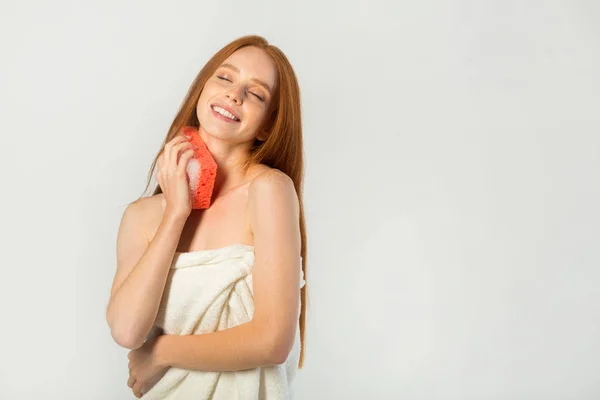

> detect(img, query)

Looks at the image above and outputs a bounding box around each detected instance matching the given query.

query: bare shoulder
[248,167,297,200]
[248,167,299,217]
[121,193,165,242]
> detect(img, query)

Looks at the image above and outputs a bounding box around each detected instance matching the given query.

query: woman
[105,35,308,399]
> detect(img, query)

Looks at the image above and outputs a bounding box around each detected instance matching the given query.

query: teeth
[212,106,238,121]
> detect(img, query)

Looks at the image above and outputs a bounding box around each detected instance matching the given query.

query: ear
[256,130,269,142]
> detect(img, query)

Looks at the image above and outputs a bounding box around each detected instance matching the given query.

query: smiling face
[196,46,278,144]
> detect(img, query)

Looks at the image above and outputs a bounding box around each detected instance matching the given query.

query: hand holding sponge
[181,126,217,209]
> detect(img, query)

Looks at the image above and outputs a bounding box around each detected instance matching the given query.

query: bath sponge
[181,126,217,209]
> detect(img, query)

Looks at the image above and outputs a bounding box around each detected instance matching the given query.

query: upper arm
[109,200,150,303]
[248,170,302,361]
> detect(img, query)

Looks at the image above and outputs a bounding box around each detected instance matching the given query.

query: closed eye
[250,92,265,101]
[217,76,264,101]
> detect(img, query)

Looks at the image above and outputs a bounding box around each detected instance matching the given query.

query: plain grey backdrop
[1,1,599,399]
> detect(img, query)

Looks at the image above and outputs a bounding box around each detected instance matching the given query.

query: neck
[197,126,254,197]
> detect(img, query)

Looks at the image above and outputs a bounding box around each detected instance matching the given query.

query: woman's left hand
[127,334,168,398]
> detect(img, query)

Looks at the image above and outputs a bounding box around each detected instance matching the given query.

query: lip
[210,102,241,121]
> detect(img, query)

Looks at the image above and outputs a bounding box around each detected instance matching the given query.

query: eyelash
[217,76,265,101]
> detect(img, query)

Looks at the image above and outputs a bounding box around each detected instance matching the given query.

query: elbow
[106,308,144,350]
[267,342,293,365]
[264,329,295,366]
[108,320,142,349]
[251,316,296,365]
[111,328,144,350]
[268,348,290,366]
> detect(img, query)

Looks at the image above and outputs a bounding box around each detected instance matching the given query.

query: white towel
[140,244,305,400]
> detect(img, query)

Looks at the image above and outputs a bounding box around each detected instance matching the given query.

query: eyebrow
[218,63,273,93]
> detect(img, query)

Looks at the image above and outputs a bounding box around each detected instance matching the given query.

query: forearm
[107,211,187,349]
[156,321,281,372]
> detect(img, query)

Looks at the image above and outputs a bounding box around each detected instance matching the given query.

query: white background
[1,1,599,399]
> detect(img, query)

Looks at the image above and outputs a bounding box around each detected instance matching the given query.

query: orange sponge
[182,126,217,209]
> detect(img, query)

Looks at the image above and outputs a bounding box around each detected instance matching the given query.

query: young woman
[105,35,308,398]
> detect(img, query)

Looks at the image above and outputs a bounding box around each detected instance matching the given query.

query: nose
[225,84,243,104]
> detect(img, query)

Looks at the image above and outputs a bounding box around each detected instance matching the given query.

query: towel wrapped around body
[140,244,305,400]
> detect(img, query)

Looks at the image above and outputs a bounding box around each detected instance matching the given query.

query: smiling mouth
[211,105,241,122]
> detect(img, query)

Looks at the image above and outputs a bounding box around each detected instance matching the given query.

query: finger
[169,142,194,172]
[170,141,193,160]
[156,157,165,191]
[127,374,135,388]
[170,132,191,143]
[163,146,170,176]
[158,152,167,187]
[166,135,190,149]
[133,382,143,398]
[156,167,163,190]
[177,127,194,138]
[177,148,197,176]
[164,138,188,173]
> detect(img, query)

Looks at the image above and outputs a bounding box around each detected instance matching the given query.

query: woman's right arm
[106,203,188,349]
[106,132,195,349]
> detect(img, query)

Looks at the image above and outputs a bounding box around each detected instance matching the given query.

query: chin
[198,122,237,143]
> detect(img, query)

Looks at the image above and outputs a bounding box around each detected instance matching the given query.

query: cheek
[197,91,215,114]
[255,109,269,127]
[198,83,218,103]
[248,104,267,120]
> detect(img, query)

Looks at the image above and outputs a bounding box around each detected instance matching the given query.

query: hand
[156,130,199,219]
[127,334,168,398]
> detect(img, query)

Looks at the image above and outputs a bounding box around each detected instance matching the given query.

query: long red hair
[135,35,308,368]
